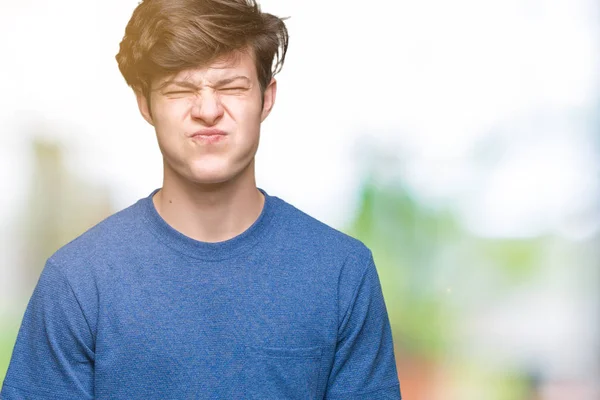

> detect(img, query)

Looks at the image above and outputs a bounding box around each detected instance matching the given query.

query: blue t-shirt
[1,188,401,399]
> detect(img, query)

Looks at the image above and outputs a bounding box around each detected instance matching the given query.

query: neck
[153,160,265,243]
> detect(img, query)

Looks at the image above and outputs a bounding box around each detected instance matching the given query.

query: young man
[1,0,401,398]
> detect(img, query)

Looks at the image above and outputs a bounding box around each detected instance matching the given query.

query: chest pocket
[244,345,322,400]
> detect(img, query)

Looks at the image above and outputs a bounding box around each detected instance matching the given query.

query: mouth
[190,129,228,144]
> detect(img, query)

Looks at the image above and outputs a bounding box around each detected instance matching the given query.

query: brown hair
[115,0,289,100]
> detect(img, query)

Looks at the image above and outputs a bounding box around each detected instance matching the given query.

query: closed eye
[219,87,248,92]
[165,91,194,95]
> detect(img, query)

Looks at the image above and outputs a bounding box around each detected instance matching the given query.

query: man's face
[136,50,276,186]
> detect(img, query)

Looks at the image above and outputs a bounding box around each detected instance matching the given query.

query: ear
[135,90,154,126]
[260,78,277,122]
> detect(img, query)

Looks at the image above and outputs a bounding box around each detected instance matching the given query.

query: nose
[190,90,224,126]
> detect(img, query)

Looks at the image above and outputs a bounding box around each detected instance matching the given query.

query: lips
[191,129,227,138]
[190,129,228,144]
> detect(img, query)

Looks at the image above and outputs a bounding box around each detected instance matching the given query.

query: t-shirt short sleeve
[325,250,402,399]
[1,259,95,399]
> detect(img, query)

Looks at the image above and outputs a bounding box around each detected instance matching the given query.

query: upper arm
[326,250,401,399]
[1,260,95,399]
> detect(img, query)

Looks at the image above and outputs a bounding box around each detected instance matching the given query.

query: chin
[184,164,237,185]
[184,170,231,185]
[187,156,253,184]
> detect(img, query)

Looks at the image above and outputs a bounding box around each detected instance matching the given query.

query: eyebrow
[213,75,251,86]
[158,75,251,91]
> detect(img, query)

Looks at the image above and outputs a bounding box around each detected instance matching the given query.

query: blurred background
[1,0,599,398]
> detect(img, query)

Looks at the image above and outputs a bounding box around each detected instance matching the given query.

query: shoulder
[47,198,145,278]
[270,195,373,267]
[269,195,381,321]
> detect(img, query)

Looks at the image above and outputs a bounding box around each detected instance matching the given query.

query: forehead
[158,50,257,86]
